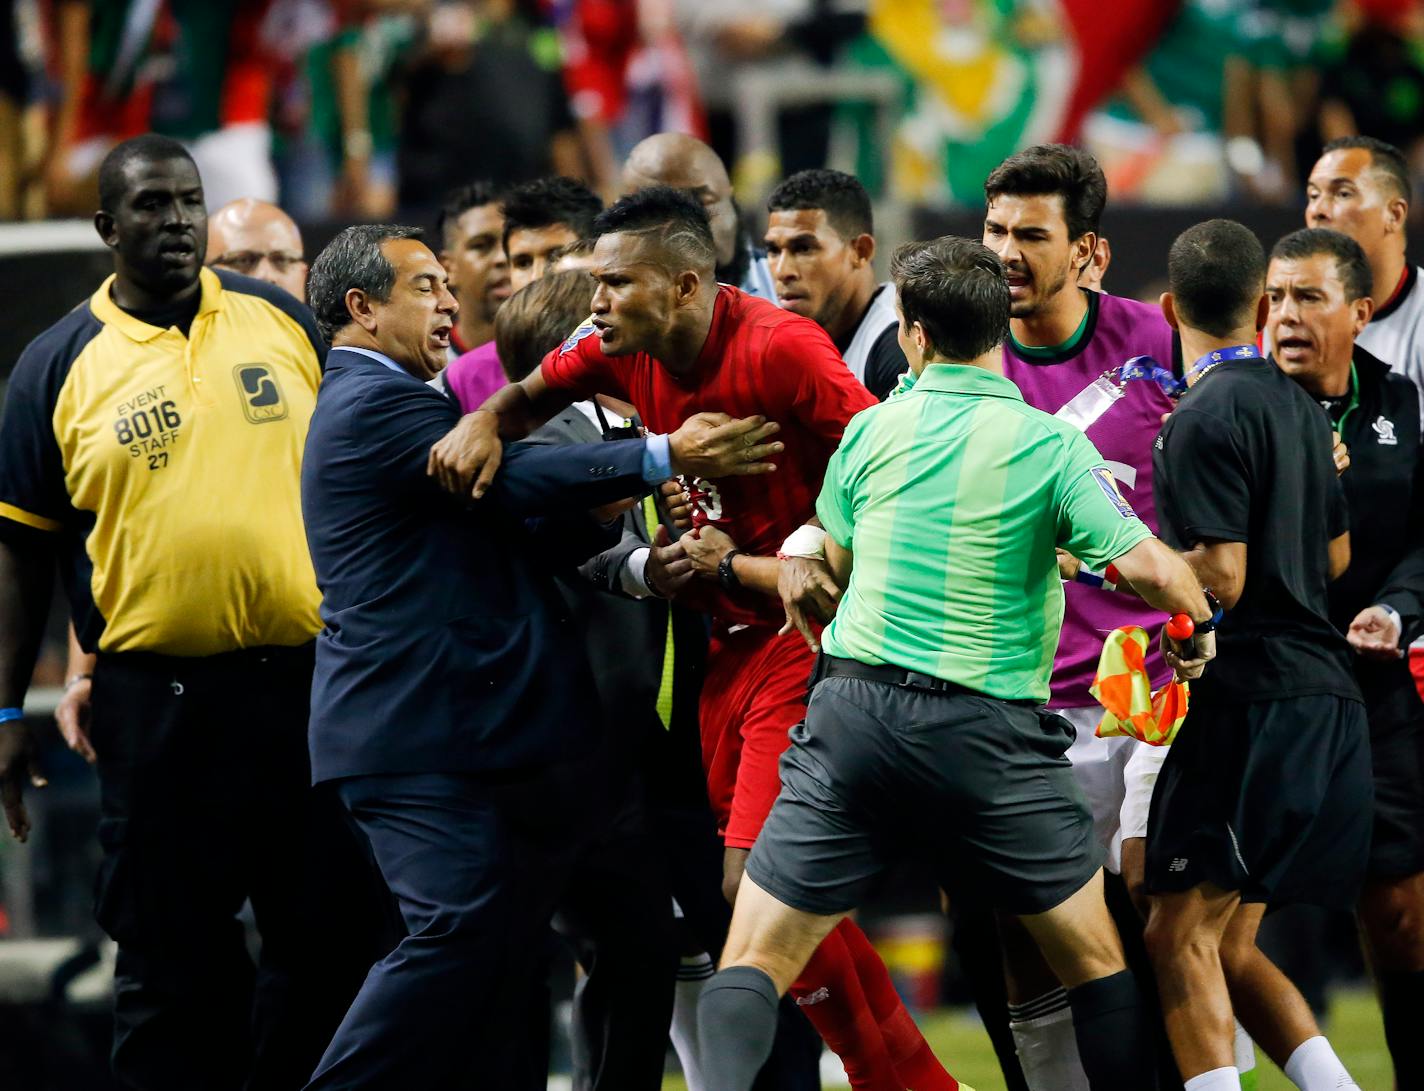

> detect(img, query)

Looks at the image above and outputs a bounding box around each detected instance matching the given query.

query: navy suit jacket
[302,347,651,784]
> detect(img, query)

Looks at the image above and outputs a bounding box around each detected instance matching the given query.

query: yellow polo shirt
[0,267,324,656]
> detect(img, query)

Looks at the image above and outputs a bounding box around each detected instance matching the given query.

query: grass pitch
[659,987,1391,1090]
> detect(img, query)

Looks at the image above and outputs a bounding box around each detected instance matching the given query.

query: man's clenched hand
[669,413,782,480]
[428,409,502,498]
[658,479,693,532]
[1162,627,1215,682]
[1347,605,1403,661]
[645,525,694,598]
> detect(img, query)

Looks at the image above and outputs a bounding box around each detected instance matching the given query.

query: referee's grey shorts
[745,659,1103,918]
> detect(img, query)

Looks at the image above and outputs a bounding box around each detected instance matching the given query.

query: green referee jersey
[817,363,1153,703]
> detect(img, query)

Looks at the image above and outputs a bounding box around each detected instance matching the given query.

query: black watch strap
[1196,589,1224,634]
[718,549,743,591]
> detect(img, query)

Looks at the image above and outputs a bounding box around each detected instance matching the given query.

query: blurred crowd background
[0,0,1422,227]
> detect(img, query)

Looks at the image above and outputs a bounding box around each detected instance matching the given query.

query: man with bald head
[623,133,776,302]
[206,197,308,302]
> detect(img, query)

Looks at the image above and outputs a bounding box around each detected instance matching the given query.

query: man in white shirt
[764,169,906,399]
[1306,136,1424,421]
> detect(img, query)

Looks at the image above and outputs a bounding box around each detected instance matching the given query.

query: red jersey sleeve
[772,321,878,445]
[538,318,632,402]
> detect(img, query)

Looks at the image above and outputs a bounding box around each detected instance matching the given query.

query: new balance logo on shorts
[795,987,831,1006]
[1169,857,1189,872]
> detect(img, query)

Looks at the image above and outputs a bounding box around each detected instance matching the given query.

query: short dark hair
[98,134,198,213]
[1166,220,1266,338]
[307,224,424,342]
[593,186,717,273]
[550,236,597,264]
[437,180,503,246]
[1270,227,1374,303]
[1321,135,1411,202]
[767,169,874,239]
[890,236,1009,363]
[984,144,1107,241]
[494,269,595,382]
[501,176,603,250]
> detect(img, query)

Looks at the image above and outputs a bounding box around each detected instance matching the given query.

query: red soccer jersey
[542,286,877,627]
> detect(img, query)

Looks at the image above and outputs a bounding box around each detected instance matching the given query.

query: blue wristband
[0,707,23,724]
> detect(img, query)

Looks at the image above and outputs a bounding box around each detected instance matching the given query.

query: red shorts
[700,625,816,850]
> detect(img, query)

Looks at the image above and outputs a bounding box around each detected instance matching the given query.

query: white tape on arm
[778,524,827,560]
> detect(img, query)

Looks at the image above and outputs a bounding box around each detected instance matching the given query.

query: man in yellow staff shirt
[0,134,382,1091]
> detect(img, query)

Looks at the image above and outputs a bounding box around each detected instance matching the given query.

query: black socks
[1068,970,1157,1090]
[1380,968,1424,1088]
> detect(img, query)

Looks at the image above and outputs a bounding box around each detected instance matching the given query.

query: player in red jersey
[430,187,962,1091]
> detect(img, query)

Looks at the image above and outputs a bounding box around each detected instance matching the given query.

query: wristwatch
[1195,589,1224,634]
[718,549,743,591]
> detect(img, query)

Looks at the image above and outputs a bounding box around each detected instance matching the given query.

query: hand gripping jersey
[541,286,877,628]
[1003,290,1179,708]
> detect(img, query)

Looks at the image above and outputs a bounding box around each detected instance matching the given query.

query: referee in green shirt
[697,237,1217,1091]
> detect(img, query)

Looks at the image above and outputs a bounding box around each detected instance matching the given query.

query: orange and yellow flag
[1089,626,1189,746]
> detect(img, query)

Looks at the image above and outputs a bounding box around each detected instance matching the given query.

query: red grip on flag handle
[1166,614,1195,641]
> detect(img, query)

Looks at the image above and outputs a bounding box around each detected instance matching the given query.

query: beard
[1014,262,1073,317]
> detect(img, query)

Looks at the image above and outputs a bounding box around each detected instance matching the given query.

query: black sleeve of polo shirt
[862,325,910,401]
[0,307,99,546]
[1375,439,1424,641]
[1157,406,1252,544]
[213,268,328,369]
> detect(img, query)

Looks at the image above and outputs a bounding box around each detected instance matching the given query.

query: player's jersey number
[682,476,724,523]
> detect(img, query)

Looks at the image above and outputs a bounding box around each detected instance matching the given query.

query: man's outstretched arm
[428,368,577,498]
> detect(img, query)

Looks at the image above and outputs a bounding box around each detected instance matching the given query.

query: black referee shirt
[1318,347,1424,722]
[1153,357,1359,704]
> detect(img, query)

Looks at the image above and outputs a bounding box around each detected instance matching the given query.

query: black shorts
[1367,706,1424,879]
[1145,693,1372,909]
[744,673,1102,918]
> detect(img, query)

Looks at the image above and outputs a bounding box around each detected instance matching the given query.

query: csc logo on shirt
[1089,467,1137,520]
[233,364,288,424]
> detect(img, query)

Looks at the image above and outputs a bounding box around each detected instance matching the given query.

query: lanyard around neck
[1118,343,1262,400]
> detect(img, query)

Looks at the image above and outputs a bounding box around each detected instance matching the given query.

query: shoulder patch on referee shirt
[1089,466,1137,519]
[560,316,599,355]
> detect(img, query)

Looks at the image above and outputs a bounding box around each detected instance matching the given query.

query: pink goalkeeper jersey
[444,341,507,414]
[1003,291,1178,708]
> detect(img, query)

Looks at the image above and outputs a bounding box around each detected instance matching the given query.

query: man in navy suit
[298,224,784,1088]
